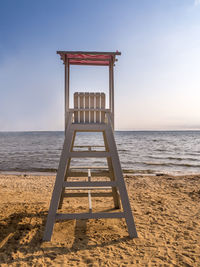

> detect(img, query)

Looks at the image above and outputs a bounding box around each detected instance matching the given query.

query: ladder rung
[69,151,110,158]
[70,166,108,169]
[73,146,105,148]
[63,192,113,197]
[67,171,110,178]
[63,186,112,190]
[63,181,117,188]
[56,212,125,220]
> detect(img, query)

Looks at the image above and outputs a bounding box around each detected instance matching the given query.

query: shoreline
[1,169,200,177]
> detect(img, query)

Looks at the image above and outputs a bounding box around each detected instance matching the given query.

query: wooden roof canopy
[57,51,121,66]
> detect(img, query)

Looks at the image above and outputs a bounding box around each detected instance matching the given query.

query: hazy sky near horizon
[0,0,200,131]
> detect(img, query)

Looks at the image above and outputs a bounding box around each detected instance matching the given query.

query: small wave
[148,156,199,161]
[167,157,199,162]
[143,162,170,166]
[143,162,200,168]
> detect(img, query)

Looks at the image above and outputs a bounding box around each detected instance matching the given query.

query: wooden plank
[65,111,73,129]
[56,212,125,220]
[109,62,114,129]
[73,145,104,148]
[103,130,121,209]
[71,123,106,131]
[88,169,91,181]
[72,149,106,152]
[43,113,74,241]
[69,63,109,66]
[89,93,94,123]
[63,192,113,197]
[74,93,78,123]
[67,171,110,178]
[88,169,92,212]
[57,51,121,55]
[88,190,92,212]
[64,186,112,190]
[101,93,105,123]
[70,166,107,169]
[105,114,138,238]
[70,108,110,112]
[79,93,84,123]
[111,62,115,129]
[67,57,112,62]
[72,108,108,112]
[69,151,109,157]
[58,130,76,209]
[96,93,100,123]
[65,58,69,131]
[85,93,89,123]
[109,63,112,117]
[63,181,117,188]
[69,108,111,112]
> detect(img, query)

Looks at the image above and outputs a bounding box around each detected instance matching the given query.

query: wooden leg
[58,131,77,209]
[43,128,74,241]
[105,125,138,238]
[103,131,120,209]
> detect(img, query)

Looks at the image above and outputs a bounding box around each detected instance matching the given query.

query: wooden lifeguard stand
[43,51,137,241]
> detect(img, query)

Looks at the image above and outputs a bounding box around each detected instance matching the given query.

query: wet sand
[0,173,200,266]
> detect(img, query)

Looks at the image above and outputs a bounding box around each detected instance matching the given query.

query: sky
[0,0,200,131]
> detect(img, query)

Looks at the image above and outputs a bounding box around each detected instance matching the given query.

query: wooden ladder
[43,93,137,241]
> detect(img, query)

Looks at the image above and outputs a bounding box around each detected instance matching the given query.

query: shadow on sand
[0,208,130,265]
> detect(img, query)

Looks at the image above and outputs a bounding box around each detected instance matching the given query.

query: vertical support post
[111,60,114,130]
[103,131,121,209]
[109,59,114,129]
[109,63,112,116]
[65,56,70,133]
[105,113,138,238]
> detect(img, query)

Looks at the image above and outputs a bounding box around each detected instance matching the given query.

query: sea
[0,131,200,175]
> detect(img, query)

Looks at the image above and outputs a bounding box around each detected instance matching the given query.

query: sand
[0,173,200,266]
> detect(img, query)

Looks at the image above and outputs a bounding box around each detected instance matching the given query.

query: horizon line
[1,129,200,133]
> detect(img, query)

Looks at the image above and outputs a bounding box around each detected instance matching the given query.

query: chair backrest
[74,92,105,123]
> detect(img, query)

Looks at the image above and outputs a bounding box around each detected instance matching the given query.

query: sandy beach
[0,173,200,266]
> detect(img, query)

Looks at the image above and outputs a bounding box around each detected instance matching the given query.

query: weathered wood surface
[73,92,106,124]
[63,181,117,188]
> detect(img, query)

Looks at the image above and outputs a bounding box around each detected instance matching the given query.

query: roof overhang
[57,51,121,66]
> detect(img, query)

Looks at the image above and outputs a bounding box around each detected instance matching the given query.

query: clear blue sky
[0,0,200,131]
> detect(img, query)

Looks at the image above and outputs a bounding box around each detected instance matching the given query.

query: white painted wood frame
[43,51,138,241]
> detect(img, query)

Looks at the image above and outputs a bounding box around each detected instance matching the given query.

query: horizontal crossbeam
[71,124,107,131]
[63,192,113,197]
[69,151,109,158]
[67,57,112,62]
[70,108,109,112]
[57,51,121,55]
[63,186,112,190]
[73,146,105,148]
[67,171,110,178]
[63,181,117,188]
[69,166,108,169]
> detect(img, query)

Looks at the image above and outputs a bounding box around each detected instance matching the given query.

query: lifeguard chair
[43,51,137,241]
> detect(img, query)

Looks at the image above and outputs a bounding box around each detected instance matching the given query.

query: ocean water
[0,131,200,175]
